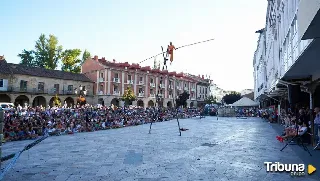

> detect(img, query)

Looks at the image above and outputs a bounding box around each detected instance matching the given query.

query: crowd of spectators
[3,104,200,142]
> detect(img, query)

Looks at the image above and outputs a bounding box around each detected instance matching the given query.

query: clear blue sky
[0,0,267,92]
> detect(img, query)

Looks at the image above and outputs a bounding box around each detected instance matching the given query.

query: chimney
[101,57,105,61]
[113,59,116,63]
[94,55,98,61]
[202,75,204,79]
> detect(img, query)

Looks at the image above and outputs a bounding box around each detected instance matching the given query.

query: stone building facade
[0,59,94,107]
[82,56,211,108]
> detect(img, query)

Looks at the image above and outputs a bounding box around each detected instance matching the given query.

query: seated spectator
[277,122,307,142]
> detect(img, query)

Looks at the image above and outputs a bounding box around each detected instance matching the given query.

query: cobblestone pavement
[2,117,320,181]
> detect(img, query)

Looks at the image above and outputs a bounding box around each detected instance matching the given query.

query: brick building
[82,56,210,108]
[0,59,94,107]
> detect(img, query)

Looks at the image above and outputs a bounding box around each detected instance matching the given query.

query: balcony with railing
[138,93,144,97]
[159,84,165,89]
[113,78,120,83]
[168,85,173,89]
[169,94,173,99]
[138,81,144,85]
[113,91,120,96]
[176,86,182,90]
[98,77,104,82]
[184,87,189,91]
[191,87,196,92]
[127,80,134,84]
[150,82,155,87]
[149,94,155,98]
[3,86,92,95]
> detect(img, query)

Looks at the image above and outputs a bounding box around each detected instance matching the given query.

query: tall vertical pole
[309,92,315,146]
[0,107,3,169]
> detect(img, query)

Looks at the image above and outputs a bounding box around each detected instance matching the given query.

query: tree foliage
[18,33,90,72]
[82,49,91,63]
[34,34,63,69]
[18,49,36,67]
[122,87,136,105]
[205,95,217,104]
[222,91,241,105]
[61,49,82,73]
[176,91,190,108]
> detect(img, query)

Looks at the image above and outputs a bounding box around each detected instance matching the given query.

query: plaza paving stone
[2,117,320,181]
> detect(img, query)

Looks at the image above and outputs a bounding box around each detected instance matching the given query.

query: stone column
[165,76,168,99]
[145,73,149,97]
[155,77,159,95]
[122,71,125,94]
[104,69,108,94]
[134,71,137,94]
[96,71,99,94]
[107,69,111,94]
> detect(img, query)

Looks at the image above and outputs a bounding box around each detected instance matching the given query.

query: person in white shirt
[277,122,308,142]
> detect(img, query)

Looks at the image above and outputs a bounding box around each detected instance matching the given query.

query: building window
[139,76,143,81]
[114,85,118,92]
[128,75,132,81]
[150,78,154,83]
[38,82,44,93]
[54,84,59,93]
[100,72,104,78]
[138,88,143,93]
[114,73,119,78]
[68,85,73,92]
[20,80,27,91]
[0,79,3,87]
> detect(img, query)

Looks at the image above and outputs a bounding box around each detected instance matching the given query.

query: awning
[298,0,320,40]
[229,97,259,107]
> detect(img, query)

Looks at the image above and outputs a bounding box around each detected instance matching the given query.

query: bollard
[0,107,3,169]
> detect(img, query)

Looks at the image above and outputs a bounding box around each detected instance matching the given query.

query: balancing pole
[176,108,181,136]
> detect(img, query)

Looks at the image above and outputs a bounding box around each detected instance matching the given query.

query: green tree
[82,49,91,63]
[61,49,82,73]
[222,91,241,104]
[34,34,62,69]
[18,49,36,67]
[122,87,136,105]
[205,95,217,104]
[176,91,190,108]
[34,34,47,68]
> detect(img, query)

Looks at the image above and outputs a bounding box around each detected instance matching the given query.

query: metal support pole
[309,92,315,146]
[0,107,3,169]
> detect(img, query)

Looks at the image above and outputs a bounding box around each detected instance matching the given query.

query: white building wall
[253,0,314,99]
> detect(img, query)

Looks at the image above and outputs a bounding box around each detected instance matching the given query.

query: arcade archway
[49,96,62,107]
[64,97,75,107]
[15,95,29,106]
[167,101,172,108]
[137,99,144,107]
[111,98,120,107]
[32,96,46,107]
[0,94,11,103]
[148,100,154,107]
[190,102,194,107]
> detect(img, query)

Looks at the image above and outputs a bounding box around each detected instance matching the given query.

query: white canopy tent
[229,97,259,107]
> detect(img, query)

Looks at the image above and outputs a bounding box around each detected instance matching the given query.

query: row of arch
[0,94,75,107]
[99,98,194,108]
